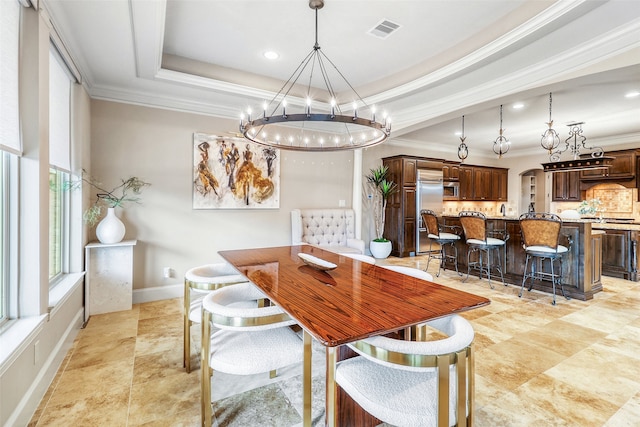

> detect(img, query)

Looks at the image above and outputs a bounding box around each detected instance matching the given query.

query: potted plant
[366,165,398,258]
[65,171,150,243]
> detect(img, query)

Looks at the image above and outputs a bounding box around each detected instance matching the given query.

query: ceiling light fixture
[492,105,510,158]
[540,92,560,155]
[263,51,279,60]
[239,0,391,151]
[541,122,614,172]
[625,91,640,98]
[457,115,468,162]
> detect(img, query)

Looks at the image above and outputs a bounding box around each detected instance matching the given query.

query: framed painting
[192,133,280,209]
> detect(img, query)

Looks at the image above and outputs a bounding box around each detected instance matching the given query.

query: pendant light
[492,105,510,158]
[457,115,468,162]
[541,92,560,156]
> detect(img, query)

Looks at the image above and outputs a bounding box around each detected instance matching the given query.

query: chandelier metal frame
[239,0,391,151]
[541,122,613,172]
[492,105,510,158]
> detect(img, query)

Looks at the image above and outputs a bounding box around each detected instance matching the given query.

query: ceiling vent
[368,19,401,39]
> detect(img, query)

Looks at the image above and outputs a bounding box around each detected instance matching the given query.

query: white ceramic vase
[369,240,392,259]
[96,207,126,244]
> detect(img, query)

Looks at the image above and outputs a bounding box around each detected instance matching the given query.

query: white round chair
[336,314,475,427]
[183,263,249,373]
[200,282,303,427]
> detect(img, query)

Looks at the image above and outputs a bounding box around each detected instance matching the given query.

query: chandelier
[239,0,391,151]
[541,122,613,172]
[540,92,560,155]
[457,115,468,162]
[492,105,510,158]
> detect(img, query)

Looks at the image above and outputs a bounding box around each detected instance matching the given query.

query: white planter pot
[370,240,392,259]
[96,207,126,244]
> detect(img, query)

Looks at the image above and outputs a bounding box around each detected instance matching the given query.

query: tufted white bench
[291,208,365,254]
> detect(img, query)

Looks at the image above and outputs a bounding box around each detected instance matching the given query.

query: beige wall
[90,100,355,289]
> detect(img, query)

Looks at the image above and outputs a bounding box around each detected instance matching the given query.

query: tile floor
[29,255,640,426]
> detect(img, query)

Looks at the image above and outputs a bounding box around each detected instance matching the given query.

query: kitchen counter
[441,216,602,300]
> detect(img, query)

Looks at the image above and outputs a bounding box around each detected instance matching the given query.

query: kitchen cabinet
[580,150,636,181]
[491,168,508,201]
[383,156,417,257]
[442,162,460,181]
[599,228,639,281]
[459,165,508,201]
[552,171,581,201]
[473,167,492,200]
[459,166,474,200]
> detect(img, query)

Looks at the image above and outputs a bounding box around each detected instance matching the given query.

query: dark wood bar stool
[421,209,461,277]
[519,212,570,305]
[459,211,508,288]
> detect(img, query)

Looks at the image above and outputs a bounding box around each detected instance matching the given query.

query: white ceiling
[43,0,640,159]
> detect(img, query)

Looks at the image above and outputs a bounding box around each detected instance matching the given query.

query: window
[0,154,6,322]
[49,168,70,281]
[48,46,72,287]
[0,0,21,323]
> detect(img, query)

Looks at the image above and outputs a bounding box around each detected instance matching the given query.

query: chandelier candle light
[239,0,391,151]
[492,104,510,158]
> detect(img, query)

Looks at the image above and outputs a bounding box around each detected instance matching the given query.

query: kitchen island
[441,216,603,300]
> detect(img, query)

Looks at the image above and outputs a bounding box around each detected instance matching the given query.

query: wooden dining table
[219,244,491,427]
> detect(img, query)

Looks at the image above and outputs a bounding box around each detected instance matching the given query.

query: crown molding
[89,84,239,119]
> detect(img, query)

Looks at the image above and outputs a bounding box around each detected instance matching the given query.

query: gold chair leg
[303,331,312,427]
[201,310,212,427]
[326,347,338,427]
[184,281,191,373]
[269,369,276,379]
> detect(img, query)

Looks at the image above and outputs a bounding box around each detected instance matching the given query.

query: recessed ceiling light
[625,91,640,98]
[454,131,462,136]
[512,103,524,109]
[263,51,279,60]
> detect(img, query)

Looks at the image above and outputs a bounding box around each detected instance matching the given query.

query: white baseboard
[132,283,182,304]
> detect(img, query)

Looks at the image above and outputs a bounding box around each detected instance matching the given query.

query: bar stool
[519,212,570,305]
[421,209,461,277]
[458,211,508,288]
[183,263,249,373]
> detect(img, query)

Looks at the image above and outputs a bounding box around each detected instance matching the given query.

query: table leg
[303,331,312,427]
[326,346,337,427]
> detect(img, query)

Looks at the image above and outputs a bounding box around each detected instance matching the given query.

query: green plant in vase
[366,165,398,242]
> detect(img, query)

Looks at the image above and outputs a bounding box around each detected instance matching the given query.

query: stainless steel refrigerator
[416,169,444,254]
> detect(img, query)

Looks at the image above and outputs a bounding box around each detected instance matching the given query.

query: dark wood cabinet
[459,165,507,201]
[491,168,508,201]
[599,228,639,281]
[580,150,636,181]
[382,156,417,257]
[442,162,460,181]
[473,167,492,200]
[552,171,581,201]
[459,166,474,200]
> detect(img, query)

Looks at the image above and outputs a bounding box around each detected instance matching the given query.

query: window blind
[0,0,22,155]
[49,46,71,172]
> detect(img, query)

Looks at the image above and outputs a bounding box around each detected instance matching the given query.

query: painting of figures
[193,133,280,209]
